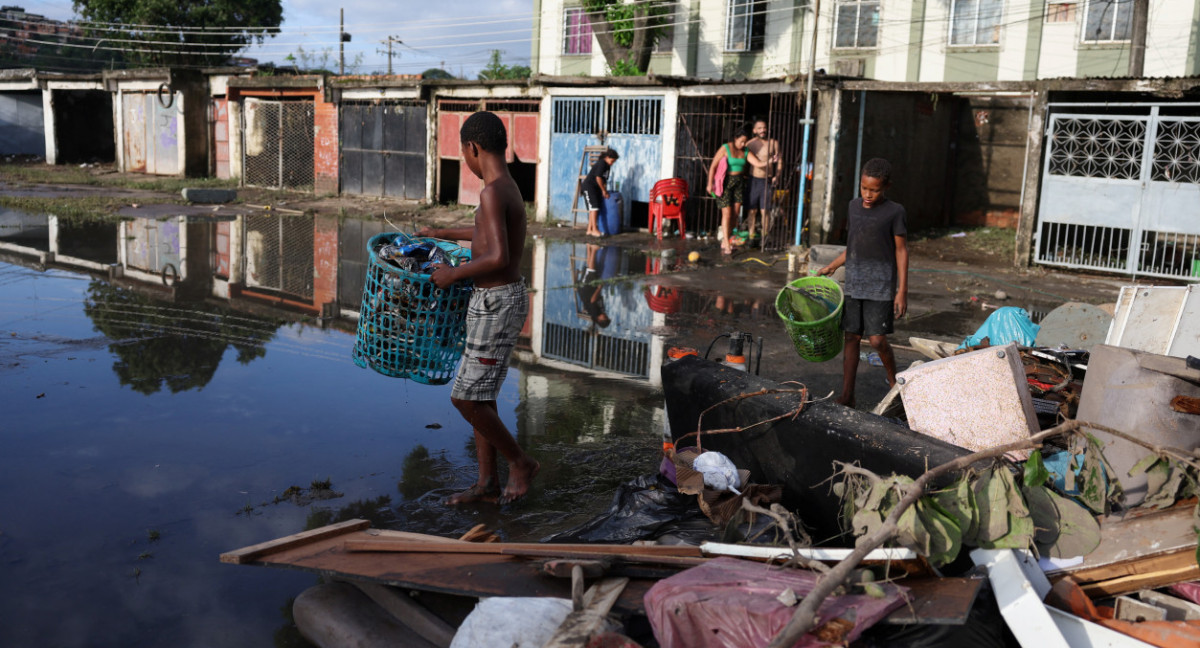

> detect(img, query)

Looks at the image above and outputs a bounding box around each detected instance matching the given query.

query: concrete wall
[952,95,1030,229]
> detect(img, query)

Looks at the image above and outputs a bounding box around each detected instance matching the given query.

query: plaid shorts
[451,281,529,401]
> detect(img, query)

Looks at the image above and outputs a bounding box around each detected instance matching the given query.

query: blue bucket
[352,232,473,384]
[599,191,622,236]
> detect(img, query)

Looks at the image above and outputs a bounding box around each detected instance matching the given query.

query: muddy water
[0,222,679,647]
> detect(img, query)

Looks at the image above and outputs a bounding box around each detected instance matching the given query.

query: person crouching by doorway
[583,148,619,238]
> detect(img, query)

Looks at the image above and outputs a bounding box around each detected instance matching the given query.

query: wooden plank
[220,518,370,564]
[881,577,984,626]
[342,539,704,558]
[543,578,630,648]
[1052,504,1200,598]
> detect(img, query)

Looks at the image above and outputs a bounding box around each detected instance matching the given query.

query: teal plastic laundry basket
[352,232,472,384]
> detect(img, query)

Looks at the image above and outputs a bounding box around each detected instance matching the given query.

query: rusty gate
[242,98,315,191]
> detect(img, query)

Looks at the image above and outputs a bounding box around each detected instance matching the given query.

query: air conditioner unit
[831,58,865,77]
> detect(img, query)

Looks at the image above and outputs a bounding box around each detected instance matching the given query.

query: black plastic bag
[542,473,710,544]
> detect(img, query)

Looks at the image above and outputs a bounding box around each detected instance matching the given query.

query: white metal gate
[1036,104,1200,280]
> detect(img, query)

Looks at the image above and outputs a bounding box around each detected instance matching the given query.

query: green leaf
[1143,462,1184,510]
[1023,484,1061,549]
[1024,450,1051,488]
[933,473,978,543]
[979,512,1035,550]
[917,498,963,567]
[974,467,1011,543]
[1044,488,1101,558]
[1128,453,1161,477]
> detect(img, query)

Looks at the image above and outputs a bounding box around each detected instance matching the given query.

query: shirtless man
[745,118,782,242]
[418,111,539,505]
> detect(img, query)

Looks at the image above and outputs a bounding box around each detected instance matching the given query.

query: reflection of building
[526,238,666,385]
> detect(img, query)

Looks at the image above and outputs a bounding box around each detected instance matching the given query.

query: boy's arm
[817,250,846,276]
[428,189,509,289]
[596,176,608,198]
[417,226,474,241]
[894,235,909,318]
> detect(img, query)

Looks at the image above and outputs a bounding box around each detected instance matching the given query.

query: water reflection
[0,206,674,648]
[83,280,280,394]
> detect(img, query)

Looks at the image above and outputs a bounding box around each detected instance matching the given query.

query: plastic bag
[541,473,708,545]
[692,451,742,493]
[958,306,1040,349]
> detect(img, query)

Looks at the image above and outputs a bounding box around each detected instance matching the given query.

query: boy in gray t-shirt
[818,158,909,408]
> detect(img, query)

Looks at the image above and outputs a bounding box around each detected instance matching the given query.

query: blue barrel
[599,191,622,236]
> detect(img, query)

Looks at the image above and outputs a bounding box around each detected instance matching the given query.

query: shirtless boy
[418,111,539,505]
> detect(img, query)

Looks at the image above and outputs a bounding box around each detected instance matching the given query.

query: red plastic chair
[649,178,688,240]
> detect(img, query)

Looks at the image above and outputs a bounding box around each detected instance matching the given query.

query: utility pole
[377,36,402,75]
[339,9,344,75]
[1129,0,1148,77]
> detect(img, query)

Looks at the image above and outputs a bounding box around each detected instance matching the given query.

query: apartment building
[532,0,1200,81]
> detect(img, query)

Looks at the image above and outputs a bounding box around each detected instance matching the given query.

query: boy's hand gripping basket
[775,276,844,363]
[353,232,473,384]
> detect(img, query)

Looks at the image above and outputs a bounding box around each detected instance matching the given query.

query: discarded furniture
[971,548,1153,647]
[1077,345,1200,506]
[1106,285,1200,359]
[649,177,688,240]
[896,343,1039,458]
[661,355,974,541]
[1034,302,1113,351]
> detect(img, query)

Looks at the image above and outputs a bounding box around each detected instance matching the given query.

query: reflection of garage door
[0,91,44,156]
[1036,105,1200,281]
[340,101,427,199]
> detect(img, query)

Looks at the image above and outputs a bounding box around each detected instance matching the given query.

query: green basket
[775,276,845,362]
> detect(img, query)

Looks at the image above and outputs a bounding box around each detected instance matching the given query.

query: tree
[72,0,283,67]
[581,0,671,75]
[477,50,531,81]
[420,67,456,80]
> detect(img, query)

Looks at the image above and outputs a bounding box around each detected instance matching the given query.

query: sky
[16,0,535,77]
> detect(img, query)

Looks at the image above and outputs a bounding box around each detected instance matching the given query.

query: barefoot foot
[444,482,501,505]
[498,459,540,505]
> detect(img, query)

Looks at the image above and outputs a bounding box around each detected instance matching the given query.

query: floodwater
[0,211,693,647]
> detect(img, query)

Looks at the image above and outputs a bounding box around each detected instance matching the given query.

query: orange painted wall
[313,100,339,194]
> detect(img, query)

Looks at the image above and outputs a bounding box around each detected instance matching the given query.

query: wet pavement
[0,202,1129,647]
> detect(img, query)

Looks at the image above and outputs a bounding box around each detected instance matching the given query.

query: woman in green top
[706,125,775,256]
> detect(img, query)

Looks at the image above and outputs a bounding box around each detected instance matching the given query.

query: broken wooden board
[1048,503,1200,598]
[880,577,984,625]
[221,520,656,615]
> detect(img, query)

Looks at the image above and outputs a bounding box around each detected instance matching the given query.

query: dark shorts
[716,173,746,209]
[842,297,894,337]
[583,186,603,211]
[748,176,770,211]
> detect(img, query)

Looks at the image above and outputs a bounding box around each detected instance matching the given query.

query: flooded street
[0,212,673,647]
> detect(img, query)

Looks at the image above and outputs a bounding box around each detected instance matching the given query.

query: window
[654,9,675,53]
[1082,0,1132,42]
[725,0,766,52]
[834,0,880,49]
[950,0,1002,46]
[1045,2,1076,23]
[563,7,593,55]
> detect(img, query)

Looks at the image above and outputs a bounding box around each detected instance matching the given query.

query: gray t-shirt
[843,197,907,301]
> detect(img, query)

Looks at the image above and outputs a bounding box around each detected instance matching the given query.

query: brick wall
[314,99,339,194]
[312,215,339,308]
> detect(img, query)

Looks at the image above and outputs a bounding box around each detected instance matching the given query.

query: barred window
[725,0,766,52]
[563,7,594,55]
[834,0,880,49]
[1082,0,1132,42]
[951,0,1003,46]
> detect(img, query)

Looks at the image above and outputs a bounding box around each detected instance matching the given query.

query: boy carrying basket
[818,158,909,408]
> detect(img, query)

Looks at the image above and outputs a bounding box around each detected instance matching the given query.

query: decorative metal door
[242,98,315,191]
[1036,104,1200,280]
